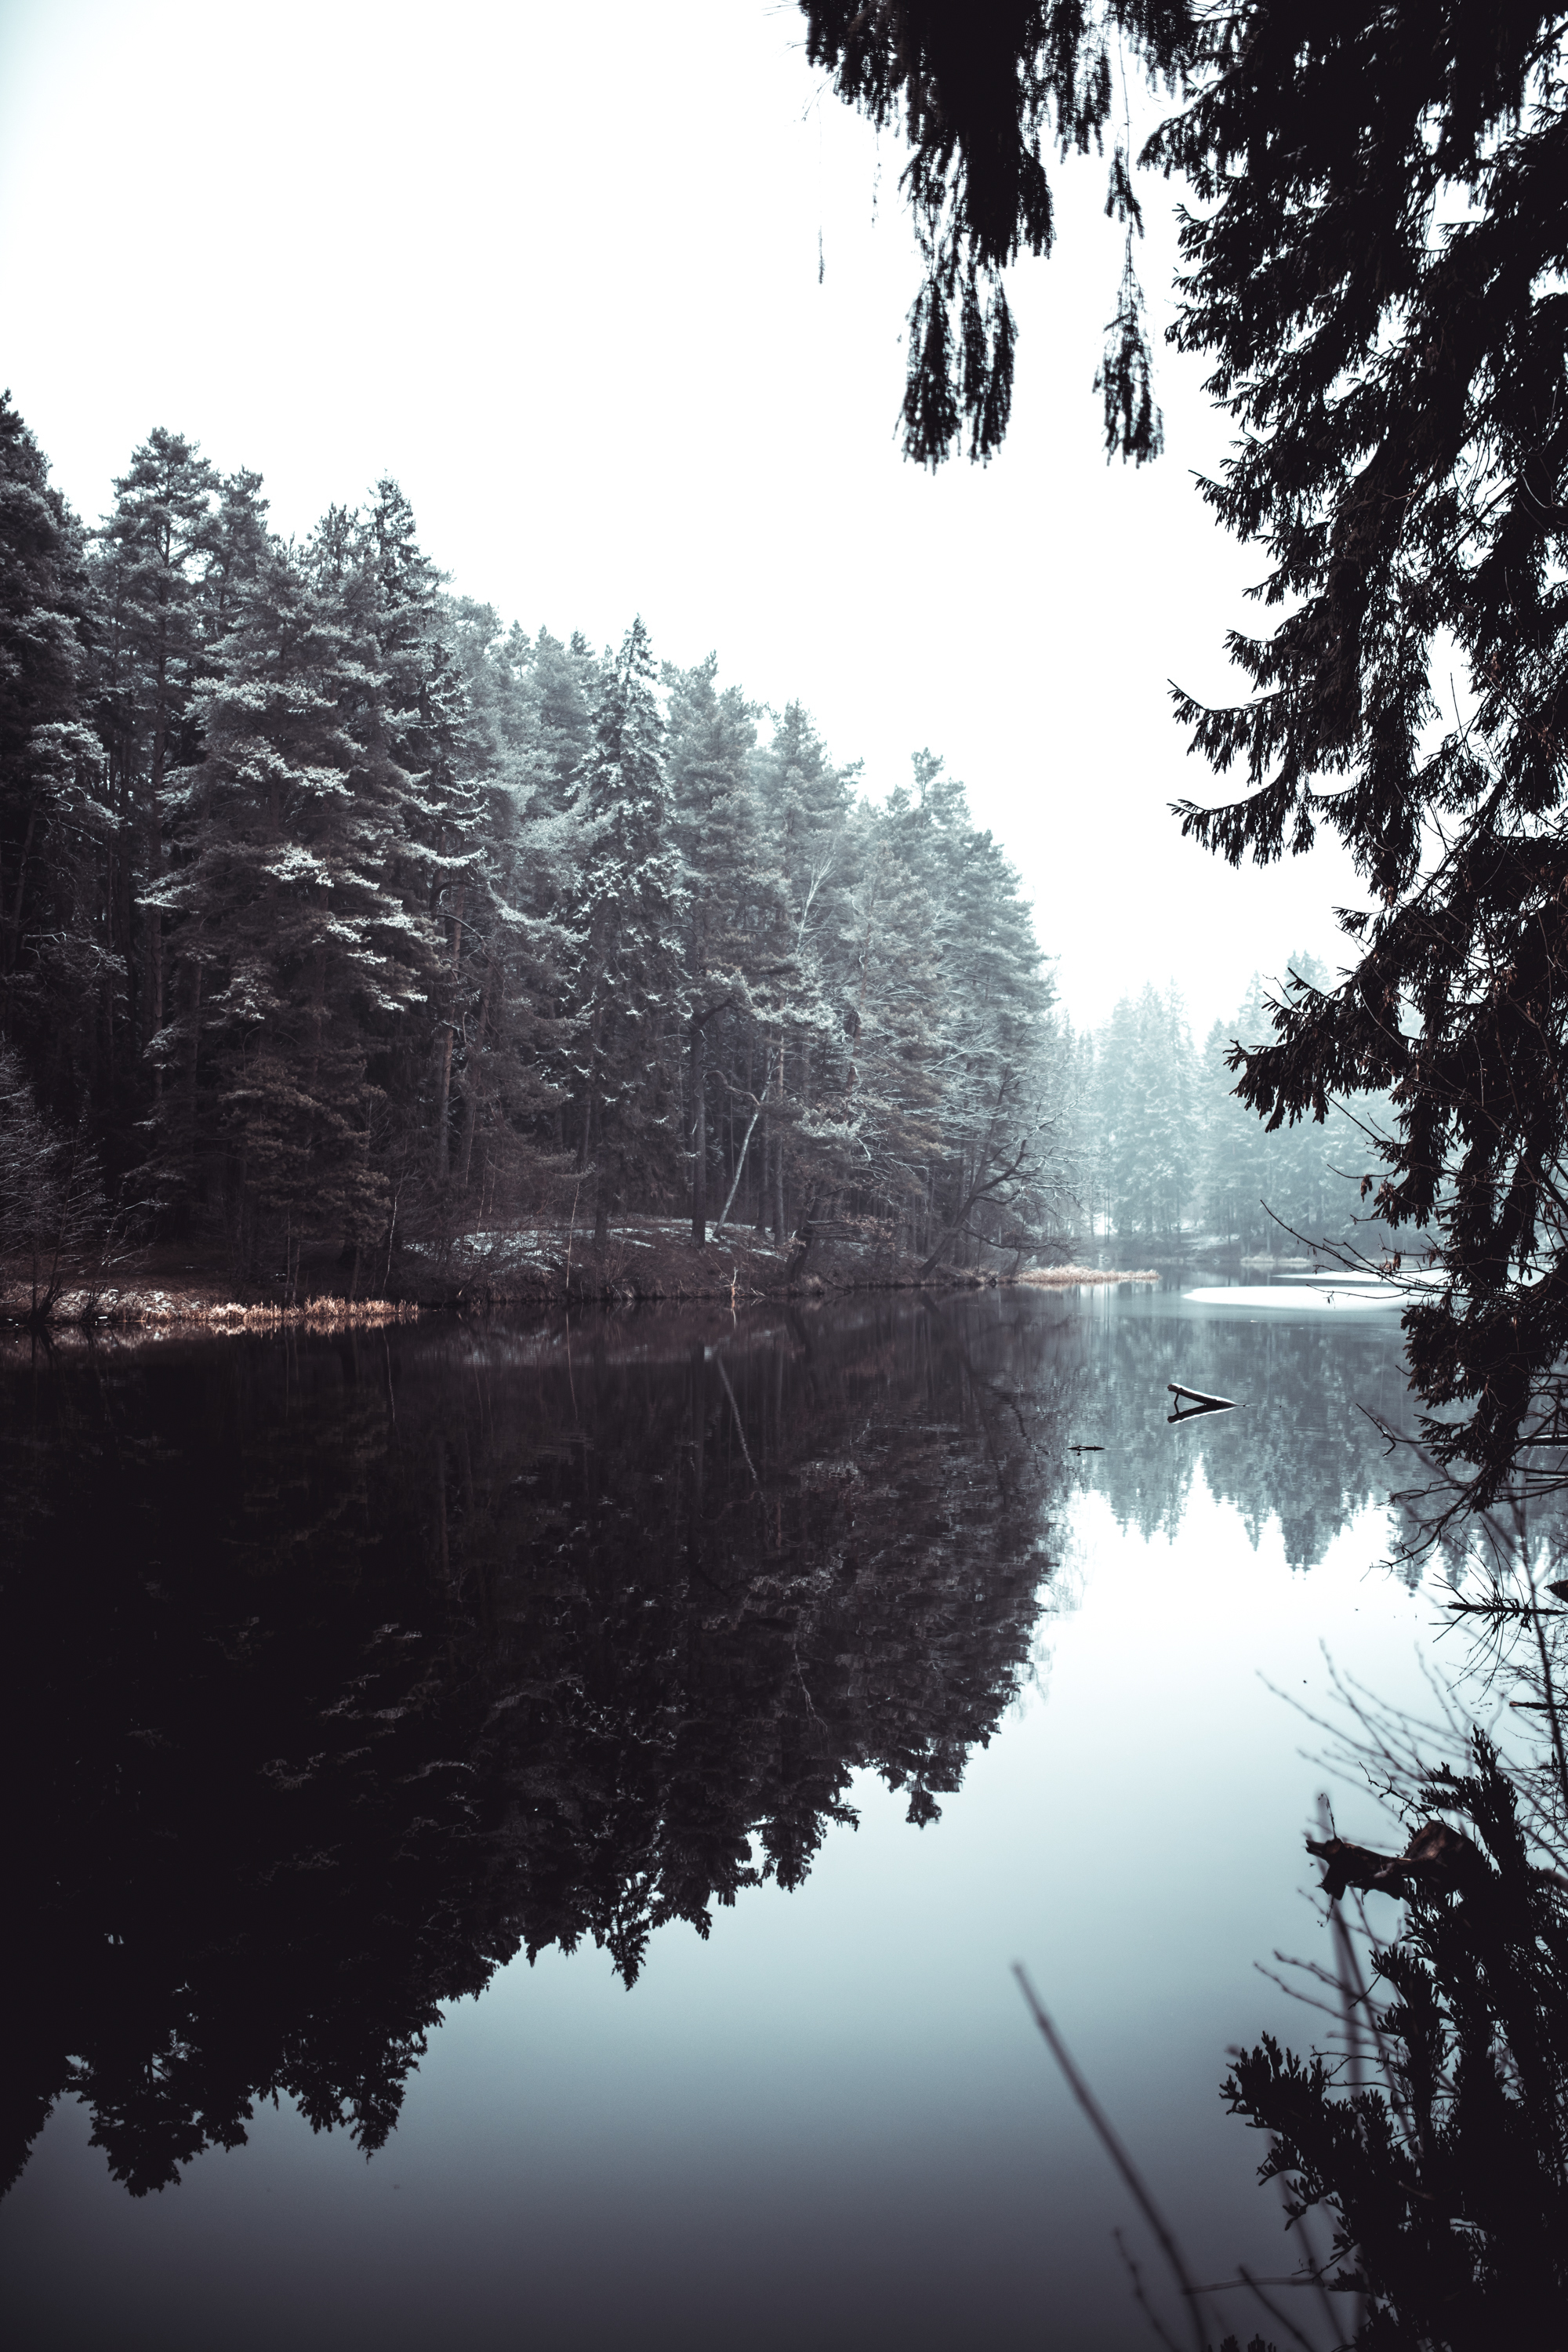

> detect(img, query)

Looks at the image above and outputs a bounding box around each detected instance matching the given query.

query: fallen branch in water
[1167,1383,1240,1410]
[1305,1819,1482,1905]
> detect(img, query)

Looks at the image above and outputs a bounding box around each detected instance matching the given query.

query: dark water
[1,1284,1436,2351]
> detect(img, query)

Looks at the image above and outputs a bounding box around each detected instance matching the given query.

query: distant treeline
[1065,969,1390,1248]
[0,397,1071,1276]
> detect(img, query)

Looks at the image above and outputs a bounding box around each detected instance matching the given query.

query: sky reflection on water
[2,1286,1461,2351]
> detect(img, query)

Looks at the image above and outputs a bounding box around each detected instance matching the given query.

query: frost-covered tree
[1087,984,1197,1238]
[570,617,686,1243]
[93,430,220,1082]
[881,753,1060,1267]
[2,410,1077,1283]
[0,396,105,1121]
[165,538,418,1269]
[444,602,577,1225]
[666,654,788,1242]
[1194,958,1390,1252]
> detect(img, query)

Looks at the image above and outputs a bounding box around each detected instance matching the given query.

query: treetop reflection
[1,1298,1064,2198]
[1,1289,1417,2205]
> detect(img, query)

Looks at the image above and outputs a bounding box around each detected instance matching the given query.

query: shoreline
[1,1233,1164,1332]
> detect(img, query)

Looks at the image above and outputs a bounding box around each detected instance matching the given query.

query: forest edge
[0,1221,1163,1327]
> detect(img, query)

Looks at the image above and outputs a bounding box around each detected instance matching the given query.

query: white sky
[0,0,1367,1034]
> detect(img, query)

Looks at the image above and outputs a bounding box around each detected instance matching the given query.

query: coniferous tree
[799,2,1189,465]
[666,654,790,1243]
[93,430,219,1091]
[170,539,407,1269]
[1087,985,1197,1239]
[444,604,575,1221]
[1,414,1080,1287]
[811,1,1568,1501]
[0,396,105,1121]
[1153,9,1568,1497]
[750,700,855,1236]
[360,480,481,1221]
[1197,979,1273,1248]
[889,753,1059,1266]
[571,617,685,1244]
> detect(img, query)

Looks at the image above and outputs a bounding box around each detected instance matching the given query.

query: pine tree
[0,394,105,1123]
[444,601,575,1225]
[666,654,787,1242]
[1087,983,1200,1240]
[570,617,686,1243]
[811,4,1568,1501]
[202,468,269,636]
[92,429,218,1091]
[360,480,479,1210]
[1198,980,1272,1248]
[750,700,856,1236]
[800,2,1189,465]
[2,408,1078,1286]
[888,753,1058,1267]
[1192,962,1387,1252]
[170,535,423,1270]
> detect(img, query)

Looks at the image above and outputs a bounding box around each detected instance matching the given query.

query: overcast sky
[0,0,1366,1034]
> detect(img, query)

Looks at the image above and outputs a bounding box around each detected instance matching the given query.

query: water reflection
[1061,1289,1411,1572]
[2,1283,1425,2221]
[1,1298,1067,2200]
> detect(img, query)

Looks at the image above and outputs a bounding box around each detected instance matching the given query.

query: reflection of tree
[1051,1303,1413,1570]
[0,1298,1065,2200]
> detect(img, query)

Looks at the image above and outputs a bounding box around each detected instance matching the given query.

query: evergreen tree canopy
[0,405,1069,1281]
[800,0,1192,464]
[0,394,101,1109]
[811,4,1568,1508]
[1155,9,1568,1508]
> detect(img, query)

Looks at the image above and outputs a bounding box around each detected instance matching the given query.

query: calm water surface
[2,1283,1450,2350]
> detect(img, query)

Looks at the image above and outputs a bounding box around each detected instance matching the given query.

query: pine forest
[0,397,1380,1293]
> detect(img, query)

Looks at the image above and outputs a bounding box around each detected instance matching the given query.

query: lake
[1,1281,1458,2350]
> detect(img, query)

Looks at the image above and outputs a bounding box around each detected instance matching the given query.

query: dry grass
[0,1281,418,1331]
[1017,1265,1160,1286]
[164,1296,419,1330]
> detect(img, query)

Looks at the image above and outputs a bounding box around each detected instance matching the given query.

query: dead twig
[1014,1965,1209,2352]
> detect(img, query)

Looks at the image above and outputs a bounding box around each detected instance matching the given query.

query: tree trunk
[459,949,495,1191]
[785,1218,815,1284]
[578,996,605,1174]
[756,1097,769,1232]
[771,1041,786,1243]
[434,888,465,1184]
[147,637,169,1100]
[187,945,203,1157]
[690,1013,707,1244]
[434,1026,455,1181]
[716,1093,764,1231]
[2,808,35,979]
